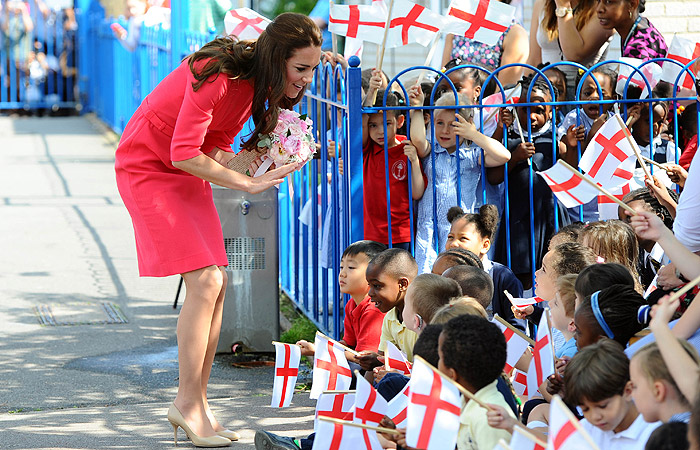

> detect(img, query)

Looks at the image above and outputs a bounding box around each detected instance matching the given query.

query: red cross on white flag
[224,8,270,40]
[406,358,462,450]
[509,427,546,450]
[383,0,447,47]
[597,179,639,220]
[384,341,412,375]
[354,375,388,450]
[661,35,700,91]
[615,58,662,99]
[548,395,598,450]
[526,311,555,398]
[510,368,528,397]
[537,161,602,209]
[491,316,531,373]
[271,342,301,408]
[579,114,636,188]
[311,419,364,450]
[314,392,355,431]
[311,334,353,399]
[386,382,411,428]
[443,0,515,46]
[329,3,387,43]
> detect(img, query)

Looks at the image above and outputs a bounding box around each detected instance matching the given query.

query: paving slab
[0,115,316,449]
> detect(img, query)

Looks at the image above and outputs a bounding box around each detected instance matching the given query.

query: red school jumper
[362,135,427,245]
[343,296,385,353]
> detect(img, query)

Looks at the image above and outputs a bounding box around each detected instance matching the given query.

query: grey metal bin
[211,184,279,353]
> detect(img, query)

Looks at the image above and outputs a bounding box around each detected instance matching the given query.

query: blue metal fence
[0,3,77,110]
[74,6,699,340]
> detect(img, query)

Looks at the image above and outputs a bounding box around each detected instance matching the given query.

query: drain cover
[34,302,128,326]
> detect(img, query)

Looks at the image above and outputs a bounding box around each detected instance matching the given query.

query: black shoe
[254,431,301,450]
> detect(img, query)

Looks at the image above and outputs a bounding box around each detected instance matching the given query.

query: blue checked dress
[415,141,482,273]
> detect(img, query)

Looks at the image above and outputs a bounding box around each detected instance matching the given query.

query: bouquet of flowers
[255,109,316,173]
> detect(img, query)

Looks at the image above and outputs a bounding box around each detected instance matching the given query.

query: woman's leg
[173,265,225,437]
[202,267,228,431]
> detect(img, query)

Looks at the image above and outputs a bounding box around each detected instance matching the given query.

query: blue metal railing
[75,5,699,339]
[0,5,77,110]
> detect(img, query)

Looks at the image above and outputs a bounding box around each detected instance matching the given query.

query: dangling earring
[629,10,633,18]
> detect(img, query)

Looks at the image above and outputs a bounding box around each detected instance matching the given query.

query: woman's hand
[245,162,299,194]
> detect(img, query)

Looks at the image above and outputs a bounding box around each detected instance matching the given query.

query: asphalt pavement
[0,115,315,449]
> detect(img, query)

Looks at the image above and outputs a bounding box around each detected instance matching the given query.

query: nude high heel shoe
[215,429,240,441]
[167,404,231,448]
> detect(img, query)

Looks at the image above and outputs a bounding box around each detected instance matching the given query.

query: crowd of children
[253,36,700,450]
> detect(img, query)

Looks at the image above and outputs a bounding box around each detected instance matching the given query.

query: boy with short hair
[362,70,427,248]
[358,248,419,369]
[441,265,494,314]
[296,240,387,357]
[439,314,515,449]
[402,273,462,334]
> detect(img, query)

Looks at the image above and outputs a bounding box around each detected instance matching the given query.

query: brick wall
[645,0,700,42]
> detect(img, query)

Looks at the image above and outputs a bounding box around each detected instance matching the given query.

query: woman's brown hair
[186,13,322,150]
[541,0,598,42]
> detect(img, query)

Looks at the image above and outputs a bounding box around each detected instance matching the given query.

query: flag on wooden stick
[271,342,301,407]
[224,8,270,40]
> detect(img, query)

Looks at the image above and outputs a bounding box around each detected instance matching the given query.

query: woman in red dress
[114,13,322,447]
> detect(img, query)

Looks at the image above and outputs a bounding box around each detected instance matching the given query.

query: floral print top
[450,25,511,71]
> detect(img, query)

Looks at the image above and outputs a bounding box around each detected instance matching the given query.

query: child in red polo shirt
[362,70,428,248]
[297,240,387,356]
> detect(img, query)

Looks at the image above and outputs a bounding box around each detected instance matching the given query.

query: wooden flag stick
[318,416,401,435]
[512,424,548,448]
[329,2,338,59]
[558,160,638,215]
[371,0,396,105]
[544,307,558,368]
[414,355,495,411]
[416,33,441,85]
[316,331,361,356]
[614,113,653,181]
[552,396,602,450]
[513,109,526,144]
[493,314,535,346]
[641,155,666,170]
[669,273,700,303]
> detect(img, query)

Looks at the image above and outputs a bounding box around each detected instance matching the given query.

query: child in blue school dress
[414,92,511,273]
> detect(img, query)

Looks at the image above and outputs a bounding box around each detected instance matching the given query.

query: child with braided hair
[574,284,647,350]
[431,247,484,274]
[445,204,524,329]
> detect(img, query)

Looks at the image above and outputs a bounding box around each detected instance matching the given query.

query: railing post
[170,0,189,70]
[346,56,364,243]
